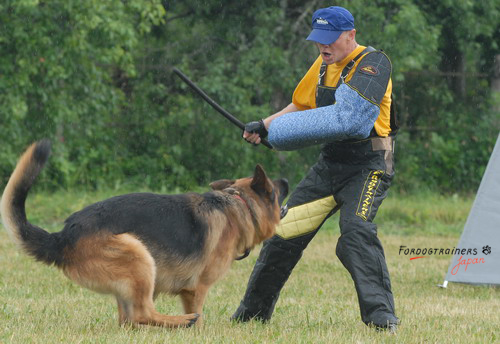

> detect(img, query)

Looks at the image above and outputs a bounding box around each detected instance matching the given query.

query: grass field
[0,189,498,343]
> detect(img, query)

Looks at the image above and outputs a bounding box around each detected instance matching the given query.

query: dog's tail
[1,140,63,266]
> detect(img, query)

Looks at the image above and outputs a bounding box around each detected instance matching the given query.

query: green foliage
[0,0,165,188]
[0,0,498,192]
[340,0,441,78]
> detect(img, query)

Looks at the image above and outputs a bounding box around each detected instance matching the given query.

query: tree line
[1,0,498,192]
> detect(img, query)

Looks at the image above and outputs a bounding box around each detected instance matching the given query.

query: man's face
[315,30,354,65]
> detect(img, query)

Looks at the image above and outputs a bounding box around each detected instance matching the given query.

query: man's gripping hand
[243,119,268,144]
[245,120,268,138]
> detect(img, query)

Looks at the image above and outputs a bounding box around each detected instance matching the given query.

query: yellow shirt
[292,45,392,137]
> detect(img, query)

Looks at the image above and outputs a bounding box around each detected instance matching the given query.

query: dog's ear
[251,164,273,195]
[210,179,235,190]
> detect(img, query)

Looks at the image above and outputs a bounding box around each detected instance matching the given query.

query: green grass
[1,190,498,343]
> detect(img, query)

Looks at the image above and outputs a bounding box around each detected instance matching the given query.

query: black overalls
[232,49,399,328]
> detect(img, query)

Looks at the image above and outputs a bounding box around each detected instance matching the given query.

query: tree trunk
[493,54,500,93]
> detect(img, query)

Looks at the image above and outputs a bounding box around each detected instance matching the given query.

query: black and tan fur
[0,140,288,328]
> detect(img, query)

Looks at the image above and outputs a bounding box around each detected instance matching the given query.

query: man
[234,6,399,332]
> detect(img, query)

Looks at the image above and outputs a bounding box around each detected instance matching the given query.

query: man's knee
[335,219,381,263]
[339,214,378,237]
[260,235,306,265]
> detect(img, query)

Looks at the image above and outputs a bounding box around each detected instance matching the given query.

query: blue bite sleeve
[268,84,379,151]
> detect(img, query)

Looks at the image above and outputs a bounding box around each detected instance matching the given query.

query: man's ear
[210,179,235,190]
[251,164,272,194]
[348,29,356,41]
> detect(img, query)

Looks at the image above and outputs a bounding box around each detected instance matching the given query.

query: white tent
[442,132,500,287]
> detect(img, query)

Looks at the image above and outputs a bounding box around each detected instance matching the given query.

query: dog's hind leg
[64,233,199,328]
[118,290,199,328]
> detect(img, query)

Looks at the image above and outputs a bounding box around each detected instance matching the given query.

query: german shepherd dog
[0,140,288,328]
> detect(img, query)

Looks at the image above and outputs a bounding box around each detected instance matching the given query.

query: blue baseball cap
[306,6,355,45]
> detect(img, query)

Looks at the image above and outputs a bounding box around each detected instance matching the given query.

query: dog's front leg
[180,284,209,326]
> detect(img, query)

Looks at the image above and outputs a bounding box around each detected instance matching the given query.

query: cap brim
[306,29,342,45]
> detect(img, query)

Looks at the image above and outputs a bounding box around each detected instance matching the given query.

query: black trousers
[232,138,398,327]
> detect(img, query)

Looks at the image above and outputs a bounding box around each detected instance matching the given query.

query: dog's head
[210,164,288,241]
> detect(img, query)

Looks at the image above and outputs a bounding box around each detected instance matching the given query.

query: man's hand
[243,119,268,145]
[242,104,298,146]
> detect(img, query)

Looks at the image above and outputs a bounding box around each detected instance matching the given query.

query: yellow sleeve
[374,78,392,137]
[292,56,323,111]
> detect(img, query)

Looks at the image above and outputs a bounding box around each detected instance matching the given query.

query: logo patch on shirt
[316,18,329,25]
[360,65,379,76]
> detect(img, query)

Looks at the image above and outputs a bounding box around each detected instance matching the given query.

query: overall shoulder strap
[318,62,327,86]
[336,46,376,87]
[318,46,376,87]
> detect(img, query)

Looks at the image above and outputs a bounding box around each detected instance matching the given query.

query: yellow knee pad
[276,196,337,239]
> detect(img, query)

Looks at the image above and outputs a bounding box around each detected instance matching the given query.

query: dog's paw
[186,313,200,328]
